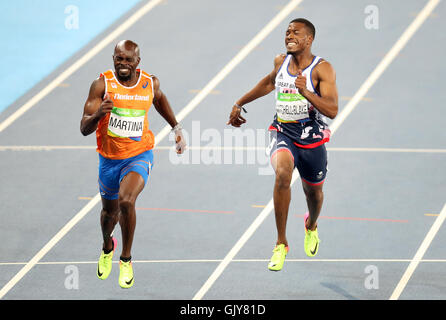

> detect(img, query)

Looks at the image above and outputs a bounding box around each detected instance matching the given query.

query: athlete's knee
[101,199,120,217]
[118,193,136,212]
[101,208,119,219]
[275,167,293,189]
[304,186,324,203]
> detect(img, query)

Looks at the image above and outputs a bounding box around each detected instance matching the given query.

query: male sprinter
[227,19,338,271]
[81,40,186,288]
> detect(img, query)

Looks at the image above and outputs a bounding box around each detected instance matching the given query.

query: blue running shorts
[98,149,154,200]
[268,131,328,185]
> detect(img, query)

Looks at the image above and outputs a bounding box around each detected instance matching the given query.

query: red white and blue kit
[268,54,330,185]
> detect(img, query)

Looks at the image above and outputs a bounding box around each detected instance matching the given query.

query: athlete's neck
[290,51,314,70]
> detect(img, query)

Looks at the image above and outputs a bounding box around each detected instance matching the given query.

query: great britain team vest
[96,69,155,159]
[270,54,331,148]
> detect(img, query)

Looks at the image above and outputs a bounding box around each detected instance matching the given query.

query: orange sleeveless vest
[96,69,155,159]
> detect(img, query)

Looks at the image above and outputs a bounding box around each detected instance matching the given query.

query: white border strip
[0,0,164,133]
[192,0,440,300]
[390,202,446,300]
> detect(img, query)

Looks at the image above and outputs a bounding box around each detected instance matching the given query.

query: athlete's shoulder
[99,69,114,79]
[88,75,105,99]
[272,54,287,75]
[138,69,154,79]
[147,74,161,95]
[146,73,159,85]
[314,58,336,79]
[314,58,335,72]
[274,54,287,66]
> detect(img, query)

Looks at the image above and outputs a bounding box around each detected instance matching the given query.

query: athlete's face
[113,47,140,81]
[285,22,312,54]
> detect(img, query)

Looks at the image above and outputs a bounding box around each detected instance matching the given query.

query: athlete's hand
[227,105,246,127]
[174,127,186,154]
[295,70,309,96]
[97,93,114,118]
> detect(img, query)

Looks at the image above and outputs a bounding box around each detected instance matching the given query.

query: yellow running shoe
[119,260,134,288]
[268,244,289,271]
[97,237,117,280]
[304,212,320,257]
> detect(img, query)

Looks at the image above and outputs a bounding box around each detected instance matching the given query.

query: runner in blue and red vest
[228,18,338,271]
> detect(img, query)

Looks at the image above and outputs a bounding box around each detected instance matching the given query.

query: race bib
[107,107,145,138]
[275,92,310,122]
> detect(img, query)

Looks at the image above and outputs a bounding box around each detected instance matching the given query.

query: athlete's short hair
[289,18,316,39]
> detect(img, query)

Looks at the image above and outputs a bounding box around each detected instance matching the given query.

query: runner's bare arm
[295,61,338,119]
[152,76,186,154]
[234,55,284,106]
[152,76,178,129]
[80,77,111,136]
[227,54,285,127]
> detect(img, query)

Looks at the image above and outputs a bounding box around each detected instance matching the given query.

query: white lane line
[153,0,303,145]
[8,258,446,266]
[0,0,164,300]
[0,0,303,300]
[0,193,101,299]
[0,146,96,151]
[158,147,446,153]
[2,145,446,153]
[390,202,446,300]
[327,147,446,153]
[192,199,275,301]
[0,0,164,133]
[192,0,306,301]
[330,0,441,134]
[192,0,440,300]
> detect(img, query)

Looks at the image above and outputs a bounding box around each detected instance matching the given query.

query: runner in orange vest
[80,40,186,288]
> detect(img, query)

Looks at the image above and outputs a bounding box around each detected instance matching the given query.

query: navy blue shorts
[268,131,328,185]
[98,149,154,200]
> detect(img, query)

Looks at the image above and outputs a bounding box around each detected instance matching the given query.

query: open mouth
[116,66,132,81]
[117,65,131,74]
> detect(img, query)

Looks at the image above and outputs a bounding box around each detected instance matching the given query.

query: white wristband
[234,103,247,113]
[171,123,182,132]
